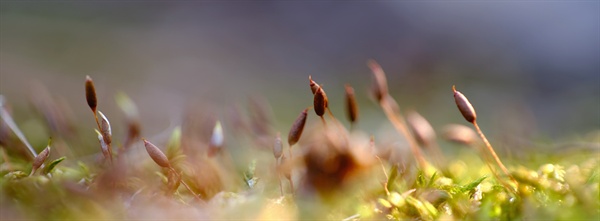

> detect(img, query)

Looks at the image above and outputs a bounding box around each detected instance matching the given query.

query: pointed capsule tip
[452,85,457,93]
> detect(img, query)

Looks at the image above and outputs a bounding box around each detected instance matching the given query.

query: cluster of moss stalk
[0,60,598,220]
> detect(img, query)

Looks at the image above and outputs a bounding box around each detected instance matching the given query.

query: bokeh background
[1,1,598,154]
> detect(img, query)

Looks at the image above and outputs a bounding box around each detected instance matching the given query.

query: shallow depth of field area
[1,2,599,221]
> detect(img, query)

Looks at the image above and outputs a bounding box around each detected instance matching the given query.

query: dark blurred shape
[344,84,358,125]
[85,76,97,113]
[298,126,374,198]
[301,142,373,198]
[368,60,389,103]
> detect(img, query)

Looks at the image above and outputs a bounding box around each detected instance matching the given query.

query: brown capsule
[309,75,320,95]
[288,108,308,146]
[308,76,328,114]
[97,111,112,145]
[31,143,51,176]
[143,139,171,168]
[314,87,328,117]
[344,84,358,124]
[452,85,477,123]
[85,76,97,112]
[367,60,388,102]
[273,132,283,159]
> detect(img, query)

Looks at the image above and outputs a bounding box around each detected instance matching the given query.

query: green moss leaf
[460,176,487,193]
[43,157,66,174]
[386,164,398,192]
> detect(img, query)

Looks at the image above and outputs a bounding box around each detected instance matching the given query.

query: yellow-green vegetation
[1,61,598,220]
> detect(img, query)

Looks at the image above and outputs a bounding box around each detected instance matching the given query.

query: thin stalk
[473,121,515,182]
[288,177,294,195]
[326,109,347,133]
[379,96,427,169]
[278,175,284,196]
[475,141,516,194]
[93,113,101,135]
[320,116,327,127]
[276,160,283,196]
[375,155,390,195]
[370,136,390,193]
[107,144,113,164]
[169,167,204,203]
[0,96,37,159]
[326,109,350,148]
[370,138,389,180]
[342,214,361,221]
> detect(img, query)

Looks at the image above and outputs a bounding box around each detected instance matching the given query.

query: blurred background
[1,1,598,153]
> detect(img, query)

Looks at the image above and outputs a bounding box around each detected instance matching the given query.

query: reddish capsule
[288,108,308,146]
[344,84,358,124]
[143,139,171,168]
[85,76,97,112]
[368,60,389,102]
[452,85,477,124]
[31,145,51,176]
[314,87,328,117]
